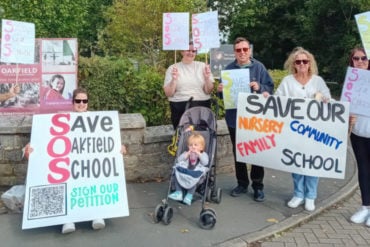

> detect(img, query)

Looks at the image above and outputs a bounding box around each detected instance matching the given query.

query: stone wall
[0,114,234,186]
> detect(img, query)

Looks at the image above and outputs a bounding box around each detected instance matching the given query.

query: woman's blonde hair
[284,47,318,76]
[187,132,206,151]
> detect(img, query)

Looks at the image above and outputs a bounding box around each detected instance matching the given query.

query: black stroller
[153,105,222,229]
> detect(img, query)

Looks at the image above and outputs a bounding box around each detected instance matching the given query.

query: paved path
[0,145,360,247]
[250,188,370,247]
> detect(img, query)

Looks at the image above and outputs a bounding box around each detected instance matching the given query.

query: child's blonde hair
[187,132,206,151]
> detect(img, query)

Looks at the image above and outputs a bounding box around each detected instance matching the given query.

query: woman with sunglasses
[275,47,331,212]
[347,47,370,227]
[24,87,127,234]
[163,41,215,129]
[61,88,106,233]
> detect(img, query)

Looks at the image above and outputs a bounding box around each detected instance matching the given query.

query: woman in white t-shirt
[275,47,331,212]
[347,47,370,227]
[163,42,215,129]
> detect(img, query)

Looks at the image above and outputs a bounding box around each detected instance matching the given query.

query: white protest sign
[192,11,220,50]
[340,66,370,116]
[22,111,129,229]
[355,11,370,57]
[236,93,349,179]
[1,19,35,64]
[221,69,250,109]
[163,12,189,50]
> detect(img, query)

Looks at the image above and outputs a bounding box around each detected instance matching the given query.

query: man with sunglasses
[217,37,274,201]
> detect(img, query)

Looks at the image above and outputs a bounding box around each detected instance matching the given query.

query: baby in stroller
[168,132,209,205]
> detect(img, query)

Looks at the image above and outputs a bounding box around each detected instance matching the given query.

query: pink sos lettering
[47,113,72,183]
[164,13,172,45]
[192,15,202,49]
[343,68,359,102]
[2,20,14,57]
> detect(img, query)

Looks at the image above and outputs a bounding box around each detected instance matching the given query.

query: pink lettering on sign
[164,13,172,46]
[2,20,14,57]
[192,15,202,50]
[343,68,359,102]
[47,113,72,184]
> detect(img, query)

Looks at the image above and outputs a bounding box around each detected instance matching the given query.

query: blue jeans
[292,173,319,199]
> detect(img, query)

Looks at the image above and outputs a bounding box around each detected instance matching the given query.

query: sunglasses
[74,99,88,104]
[352,56,368,61]
[235,47,249,53]
[295,60,309,65]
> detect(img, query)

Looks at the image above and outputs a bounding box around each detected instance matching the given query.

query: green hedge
[79,56,170,126]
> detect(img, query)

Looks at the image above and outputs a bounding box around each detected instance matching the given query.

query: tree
[98,0,207,69]
[0,0,111,56]
[210,0,370,82]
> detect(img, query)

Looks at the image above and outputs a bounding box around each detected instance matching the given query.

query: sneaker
[230,185,247,197]
[305,198,315,211]
[287,196,304,208]
[183,193,193,206]
[253,189,265,202]
[366,216,370,227]
[92,218,105,230]
[61,222,76,234]
[168,191,183,201]
[350,207,369,224]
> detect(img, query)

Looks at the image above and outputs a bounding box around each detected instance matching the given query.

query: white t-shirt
[164,61,214,102]
[352,115,370,138]
[275,74,331,99]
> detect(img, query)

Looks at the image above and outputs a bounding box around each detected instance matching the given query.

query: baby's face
[188,141,202,153]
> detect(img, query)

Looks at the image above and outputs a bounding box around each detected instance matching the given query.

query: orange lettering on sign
[238,116,284,134]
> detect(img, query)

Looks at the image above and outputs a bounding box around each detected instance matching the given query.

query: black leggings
[351,133,370,205]
[170,99,211,129]
[228,126,264,190]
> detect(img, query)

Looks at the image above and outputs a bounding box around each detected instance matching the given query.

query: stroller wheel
[162,206,174,225]
[202,207,216,217]
[199,209,217,230]
[212,188,222,204]
[153,204,165,223]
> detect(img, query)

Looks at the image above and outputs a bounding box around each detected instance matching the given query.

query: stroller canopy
[178,106,216,132]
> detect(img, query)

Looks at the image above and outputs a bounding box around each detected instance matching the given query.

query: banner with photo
[236,93,349,179]
[22,111,129,229]
[0,38,77,115]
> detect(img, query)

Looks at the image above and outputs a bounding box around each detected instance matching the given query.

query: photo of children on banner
[40,74,76,101]
[40,74,66,100]
[168,132,209,205]
[41,39,77,67]
[0,84,20,104]
[0,83,41,109]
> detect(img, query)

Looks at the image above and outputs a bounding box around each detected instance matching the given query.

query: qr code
[27,184,67,220]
